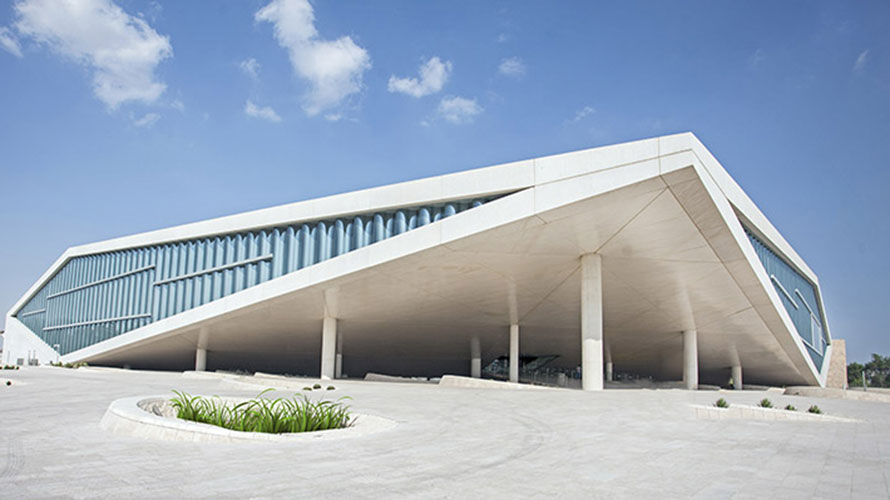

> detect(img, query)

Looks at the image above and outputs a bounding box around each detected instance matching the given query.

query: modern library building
[4,133,833,390]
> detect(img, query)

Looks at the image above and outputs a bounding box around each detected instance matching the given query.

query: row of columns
[494,327,740,390]
[193,329,743,390]
[191,253,744,390]
[194,326,742,390]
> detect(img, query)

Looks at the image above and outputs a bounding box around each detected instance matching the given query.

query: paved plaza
[2,367,889,499]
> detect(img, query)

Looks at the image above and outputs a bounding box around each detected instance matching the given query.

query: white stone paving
[1,367,890,499]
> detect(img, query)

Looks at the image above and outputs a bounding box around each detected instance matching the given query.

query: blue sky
[0,0,888,362]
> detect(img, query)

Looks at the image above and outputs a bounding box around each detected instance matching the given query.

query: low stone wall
[692,404,858,423]
[364,372,435,384]
[604,379,723,390]
[785,386,890,403]
[100,395,397,443]
[438,375,555,390]
[848,386,890,395]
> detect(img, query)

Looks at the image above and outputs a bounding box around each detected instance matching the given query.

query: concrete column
[581,253,604,391]
[334,329,343,379]
[605,340,613,382]
[732,364,743,390]
[682,329,698,390]
[509,325,519,383]
[195,328,209,372]
[321,317,337,380]
[470,336,482,378]
[195,348,207,372]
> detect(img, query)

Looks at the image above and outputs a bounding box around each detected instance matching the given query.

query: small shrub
[49,361,88,369]
[784,404,797,411]
[758,398,773,408]
[808,405,822,414]
[327,385,335,391]
[302,386,313,391]
[313,383,322,390]
[714,398,729,408]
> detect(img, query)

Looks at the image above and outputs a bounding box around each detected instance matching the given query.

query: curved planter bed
[691,404,858,423]
[101,395,397,443]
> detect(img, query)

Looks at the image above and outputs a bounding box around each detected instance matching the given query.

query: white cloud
[170,99,184,112]
[572,106,595,122]
[245,100,282,122]
[0,27,23,57]
[496,33,508,43]
[142,1,162,23]
[438,96,482,124]
[255,0,371,117]
[854,50,869,71]
[11,0,172,110]
[239,57,260,79]
[748,48,765,69]
[388,56,452,98]
[132,112,159,127]
[498,57,526,78]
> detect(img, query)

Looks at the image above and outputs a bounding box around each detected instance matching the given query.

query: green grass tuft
[807,405,822,414]
[169,389,354,434]
[313,383,322,390]
[758,398,773,408]
[327,385,335,391]
[714,398,729,408]
[784,404,797,411]
[49,361,88,369]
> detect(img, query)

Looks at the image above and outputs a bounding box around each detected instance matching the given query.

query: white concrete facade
[4,133,833,388]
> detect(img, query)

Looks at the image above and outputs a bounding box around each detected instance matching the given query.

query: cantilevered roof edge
[8,135,671,317]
